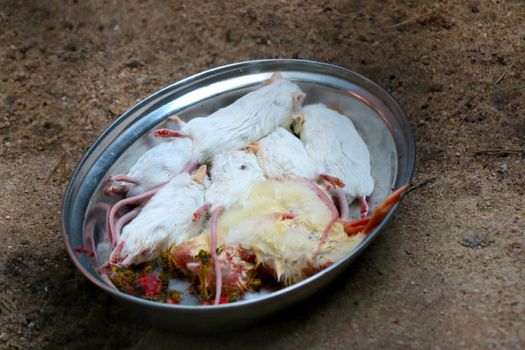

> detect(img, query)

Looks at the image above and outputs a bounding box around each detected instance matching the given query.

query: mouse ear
[292,91,306,105]
[192,165,207,183]
[263,72,282,85]
[244,143,259,154]
[292,113,304,125]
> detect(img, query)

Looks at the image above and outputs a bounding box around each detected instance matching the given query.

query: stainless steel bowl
[62,59,415,332]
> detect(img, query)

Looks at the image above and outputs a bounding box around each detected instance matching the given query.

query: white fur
[256,127,319,180]
[294,104,374,201]
[182,78,305,163]
[118,172,208,265]
[119,138,192,197]
[205,150,266,210]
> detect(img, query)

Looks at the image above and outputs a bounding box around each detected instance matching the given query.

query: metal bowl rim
[62,59,415,311]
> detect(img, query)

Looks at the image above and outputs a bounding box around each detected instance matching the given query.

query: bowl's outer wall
[62,59,415,332]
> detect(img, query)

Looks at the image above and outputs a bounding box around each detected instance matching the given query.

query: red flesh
[138,273,162,297]
[73,247,92,254]
[343,224,367,236]
[202,296,228,305]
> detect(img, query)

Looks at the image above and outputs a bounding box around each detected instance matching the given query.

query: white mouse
[293,103,374,218]
[109,165,208,267]
[155,73,305,163]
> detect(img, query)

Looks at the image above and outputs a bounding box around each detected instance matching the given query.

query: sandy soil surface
[0,0,523,349]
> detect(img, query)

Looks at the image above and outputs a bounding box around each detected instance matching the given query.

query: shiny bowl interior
[62,59,415,332]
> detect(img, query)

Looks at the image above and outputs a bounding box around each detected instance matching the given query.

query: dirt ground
[0,0,523,349]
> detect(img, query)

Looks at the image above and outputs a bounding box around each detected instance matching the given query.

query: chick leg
[342,217,370,236]
[342,185,409,236]
[361,184,410,234]
[210,205,225,305]
[306,182,339,257]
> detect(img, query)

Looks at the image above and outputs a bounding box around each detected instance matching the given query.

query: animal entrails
[170,210,298,302]
[171,239,256,302]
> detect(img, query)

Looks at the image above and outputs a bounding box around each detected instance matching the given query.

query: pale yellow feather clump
[223,179,366,283]
[180,179,366,283]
